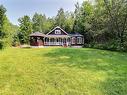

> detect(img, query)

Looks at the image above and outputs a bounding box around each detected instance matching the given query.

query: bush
[0,40,4,49]
[0,38,12,49]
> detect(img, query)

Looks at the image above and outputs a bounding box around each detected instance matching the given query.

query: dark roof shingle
[30,32,45,37]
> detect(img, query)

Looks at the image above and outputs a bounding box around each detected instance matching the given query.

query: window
[72,37,75,44]
[77,37,82,44]
[55,30,61,34]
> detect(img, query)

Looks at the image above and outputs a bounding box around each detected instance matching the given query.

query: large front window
[77,37,82,44]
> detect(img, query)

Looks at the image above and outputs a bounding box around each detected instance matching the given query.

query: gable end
[46,26,68,35]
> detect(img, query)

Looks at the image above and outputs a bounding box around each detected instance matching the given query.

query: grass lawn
[0,48,127,95]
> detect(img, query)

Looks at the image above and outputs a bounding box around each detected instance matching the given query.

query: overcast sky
[0,0,84,25]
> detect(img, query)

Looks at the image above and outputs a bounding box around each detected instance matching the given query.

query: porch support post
[62,38,63,44]
[60,38,62,45]
[45,38,47,45]
[55,38,57,45]
[66,38,67,46]
[46,37,47,45]
[49,38,50,46]
[55,38,56,45]
[61,38,63,45]
[53,38,54,45]
[44,37,45,45]
[61,38,62,45]
[59,38,60,45]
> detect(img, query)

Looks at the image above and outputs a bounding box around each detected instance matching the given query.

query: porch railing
[44,42,70,46]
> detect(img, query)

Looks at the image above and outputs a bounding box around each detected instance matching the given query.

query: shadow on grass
[44,48,127,95]
[44,48,126,71]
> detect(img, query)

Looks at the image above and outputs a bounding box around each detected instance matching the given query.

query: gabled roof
[30,28,83,38]
[30,32,45,37]
[46,26,68,35]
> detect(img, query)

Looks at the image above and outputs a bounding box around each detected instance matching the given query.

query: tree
[55,8,66,29]
[44,17,55,33]
[103,0,127,50]
[0,5,6,49]
[75,0,127,51]
[64,12,75,33]
[0,5,13,49]
[73,1,94,45]
[73,2,82,33]
[18,15,32,44]
[32,13,46,33]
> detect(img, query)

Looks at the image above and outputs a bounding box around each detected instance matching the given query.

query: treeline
[77,0,127,51]
[0,5,18,49]
[16,8,75,44]
[1,0,127,51]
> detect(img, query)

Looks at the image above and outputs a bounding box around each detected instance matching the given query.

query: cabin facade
[30,26,84,47]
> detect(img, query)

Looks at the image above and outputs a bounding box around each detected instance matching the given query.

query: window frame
[77,37,82,44]
[71,37,76,44]
[55,30,61,35]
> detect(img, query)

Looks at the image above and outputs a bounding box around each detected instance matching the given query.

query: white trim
[55,30,61,34]
[77,37,82,44]
[71,37,75,44]
[46,26,68,35]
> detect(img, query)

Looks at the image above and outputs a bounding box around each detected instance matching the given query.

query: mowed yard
[0,48,127,95]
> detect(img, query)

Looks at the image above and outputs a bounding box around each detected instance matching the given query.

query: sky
[0,0,84,25]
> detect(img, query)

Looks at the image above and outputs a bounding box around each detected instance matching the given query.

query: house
[30,26,84,47]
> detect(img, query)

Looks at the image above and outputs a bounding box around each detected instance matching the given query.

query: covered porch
[30,32,71,46]
[44,35,71,46]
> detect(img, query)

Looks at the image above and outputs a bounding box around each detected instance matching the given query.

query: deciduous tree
[18,15,32,44]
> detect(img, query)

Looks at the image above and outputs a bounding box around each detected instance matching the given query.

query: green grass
[0,48,127,95]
